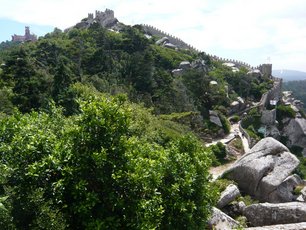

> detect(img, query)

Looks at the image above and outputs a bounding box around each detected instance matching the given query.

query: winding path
[208,122,250,180]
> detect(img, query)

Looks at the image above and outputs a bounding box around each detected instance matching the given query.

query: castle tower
[88,13,94,20]
[25,26,31,41]
[260,64,272,77]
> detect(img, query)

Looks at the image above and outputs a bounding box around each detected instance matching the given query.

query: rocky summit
[223,137,301,203]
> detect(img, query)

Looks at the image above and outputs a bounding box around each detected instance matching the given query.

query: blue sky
[0,19,53,42]
[1,0,306,72]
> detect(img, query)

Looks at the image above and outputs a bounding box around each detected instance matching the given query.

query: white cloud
[0,0,306,71]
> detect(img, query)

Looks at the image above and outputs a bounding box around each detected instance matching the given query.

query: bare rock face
[223,137,300,203]
[244,202,306,227]
[245,222,306,230]
[156,37,169,45]
[230,97,246,114]
[179,61,191,70]
[191,59,208,72]
[247,69,262,78]
[171,69,183,76]
[209,110,223,127]
[163,43,177,49]
[268,174,303,203]
[283,118,306,149]
[217,184,240,209]
[208,207,239,230]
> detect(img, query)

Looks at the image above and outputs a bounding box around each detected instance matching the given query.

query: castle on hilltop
[12,26,37,42]
[72,9,118,30]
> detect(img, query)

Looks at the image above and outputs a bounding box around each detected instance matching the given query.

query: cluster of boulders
[281,91,306,154]
[222,62,239,73]
[156,37,178,50]
[208,137,306,229]
[230,96,246,114]
[283,91,304,113]
[283,118,306,155]
[263,91,306,155]
[171,59,209,77]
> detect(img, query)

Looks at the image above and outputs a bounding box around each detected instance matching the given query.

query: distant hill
[272,69,306,82]
[283,80,306,112]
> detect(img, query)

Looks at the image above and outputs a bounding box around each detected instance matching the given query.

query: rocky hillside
[210,77,306,228]
[209,137,306,229]
[1,9,303,229]
[283,80,306,112]
[0,10,274,142]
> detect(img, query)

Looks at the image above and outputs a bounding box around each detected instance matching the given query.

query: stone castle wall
[12,26,37,42]
[142,24,199,51]
[257,64,272,76]
[141,24,252,69]
[259,77,282,110]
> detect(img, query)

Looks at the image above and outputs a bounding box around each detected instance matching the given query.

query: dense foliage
[283,80,306,112]
[208,142,227,166]
[0,91,217,229]
[276,104,296,121]
[0,21,275,228]
[0,24,272,129]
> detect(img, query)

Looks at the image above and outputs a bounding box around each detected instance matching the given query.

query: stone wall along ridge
[141,24,253,69]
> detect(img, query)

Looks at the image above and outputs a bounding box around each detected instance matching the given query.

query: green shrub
[209,142,227,166]
[238,195,258,206]
[293,185,305,195]
[231,138,243,151]
[276,104,296,121]
[212,179,236,192]
[230,115,240,123]
[235,216,248,228]
[0,95,218,229]
[219,114,231,134]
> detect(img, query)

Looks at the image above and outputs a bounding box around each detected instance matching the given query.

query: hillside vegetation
[0,22,273,228]
[283,80,306,111]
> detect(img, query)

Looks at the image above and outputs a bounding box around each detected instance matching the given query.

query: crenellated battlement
[95,8,114,20]
[141,24,254,69]
[70,9,118,31]
[256,64,272,77]
[142,24,201,52]
[207,54,252,68]
[73,10,271,73]
[88,13,94,20]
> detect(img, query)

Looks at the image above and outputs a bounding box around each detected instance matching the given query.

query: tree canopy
[0,90,217,229]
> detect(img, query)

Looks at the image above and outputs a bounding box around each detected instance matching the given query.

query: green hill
[0,19,274,228]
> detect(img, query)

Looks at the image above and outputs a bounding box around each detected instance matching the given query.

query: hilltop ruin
[12,26,37,42]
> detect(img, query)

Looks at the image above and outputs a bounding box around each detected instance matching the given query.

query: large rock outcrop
[244,202,306,227]
[217,184,240,209]
[245,222,306,230]
[209,110,222,127]
[208,207,239,230]
[223,137,300,202]
[283,118,306,150]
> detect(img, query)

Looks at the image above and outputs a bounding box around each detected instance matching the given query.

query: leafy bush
[219,113,231,134]
[212,179,236,192]
[246,125,261,141]
[229,115,240,123]
[209,142,227,166]
[230,138,243,151]
[237,195,258,206]
[0,94,217,229]
[276,104,296,121]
